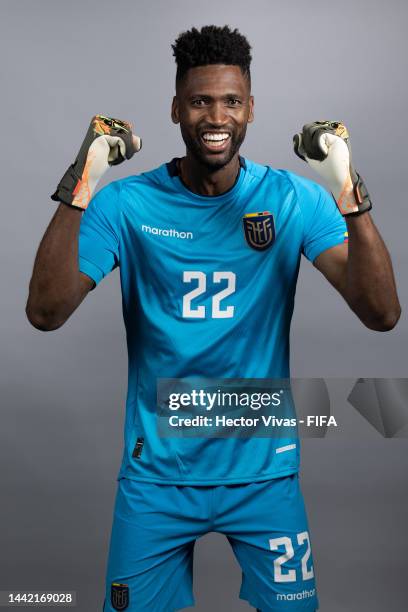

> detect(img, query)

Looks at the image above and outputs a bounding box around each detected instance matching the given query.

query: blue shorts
[103,474,319,611]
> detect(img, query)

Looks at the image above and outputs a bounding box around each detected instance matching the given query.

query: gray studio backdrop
[1,0,407,610]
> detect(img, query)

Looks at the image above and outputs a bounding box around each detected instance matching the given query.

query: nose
[207,101,228,126]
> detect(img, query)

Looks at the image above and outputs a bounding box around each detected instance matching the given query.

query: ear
[171,96,179,124]
[248,95,255,123]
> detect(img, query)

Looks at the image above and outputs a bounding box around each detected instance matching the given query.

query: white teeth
[202,132,230,142]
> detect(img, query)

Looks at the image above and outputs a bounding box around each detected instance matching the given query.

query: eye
[227,98,242,106]
[191,99,206,106]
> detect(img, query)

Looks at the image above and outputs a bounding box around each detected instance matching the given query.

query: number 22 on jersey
[182,271,236,319]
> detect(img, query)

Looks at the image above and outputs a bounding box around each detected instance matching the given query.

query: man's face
[171,64,254,170]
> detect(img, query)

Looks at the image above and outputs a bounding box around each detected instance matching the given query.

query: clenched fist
[293,120,372,216]
[51,114,142,210]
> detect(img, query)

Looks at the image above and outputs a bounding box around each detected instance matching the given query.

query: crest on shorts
[111,583,129,611]
[243,212,275,251]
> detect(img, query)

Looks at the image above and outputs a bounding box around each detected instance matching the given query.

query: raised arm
[26,205,94,331]
[313,213,400,331]
[26,115,141,331]
[293,120,401,331]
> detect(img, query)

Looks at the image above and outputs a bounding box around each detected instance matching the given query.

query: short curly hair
[172,25,252,86]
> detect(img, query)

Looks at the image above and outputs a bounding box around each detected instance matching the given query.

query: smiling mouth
[200,132,231,151]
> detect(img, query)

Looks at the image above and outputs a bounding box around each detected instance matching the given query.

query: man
[26,25,400,612]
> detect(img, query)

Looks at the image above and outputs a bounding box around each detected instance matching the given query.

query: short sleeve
[296,177,347,263]
[78,181,121,287]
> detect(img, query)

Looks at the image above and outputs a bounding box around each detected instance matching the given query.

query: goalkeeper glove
[51,114,141,210]
[293,120,372,216]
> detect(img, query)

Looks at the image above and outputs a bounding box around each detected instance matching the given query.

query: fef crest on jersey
[243,212,275,251]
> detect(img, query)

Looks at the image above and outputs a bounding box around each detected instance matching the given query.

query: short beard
[180,125,248,172]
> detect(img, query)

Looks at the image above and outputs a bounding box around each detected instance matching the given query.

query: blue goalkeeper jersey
[78,156,346,485]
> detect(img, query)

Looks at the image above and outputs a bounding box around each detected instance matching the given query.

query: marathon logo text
[277,588,316,601]
[142,224,193,239]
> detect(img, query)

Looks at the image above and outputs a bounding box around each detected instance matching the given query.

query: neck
[179,153,240,196]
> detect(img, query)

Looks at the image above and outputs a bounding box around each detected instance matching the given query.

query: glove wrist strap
[346,172,372,217]
[51,163,82,207]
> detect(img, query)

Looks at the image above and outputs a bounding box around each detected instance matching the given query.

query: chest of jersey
[118,182,302,325]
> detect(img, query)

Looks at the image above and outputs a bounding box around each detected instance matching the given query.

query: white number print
[269,532,314,583]
[182,271,236,319]
[297,531,314,580]
[269,536,296,583]
[212,272,235,318]
[182,271,206,318]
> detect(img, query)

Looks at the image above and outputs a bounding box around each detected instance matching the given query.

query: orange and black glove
[51,114,141,210]
[293,120,372,216]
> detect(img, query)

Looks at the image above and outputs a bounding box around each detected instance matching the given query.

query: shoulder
[243,158,325,199]
[282,170,329,201]
[269,166,328,203]
[266,166,333,217]
[116,161,172,194]
[89,161,171,213]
